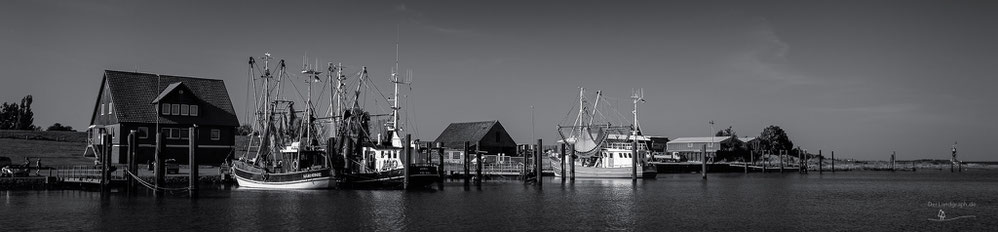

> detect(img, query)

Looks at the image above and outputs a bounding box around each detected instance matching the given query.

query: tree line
[714,125,802,162]
[1,95,76,132]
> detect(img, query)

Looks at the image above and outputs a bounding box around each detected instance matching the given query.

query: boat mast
[589,90,601,126]
[388,31,406,147]
[630,88,644,136]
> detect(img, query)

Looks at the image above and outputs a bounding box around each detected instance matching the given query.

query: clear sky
[2,0,996,161]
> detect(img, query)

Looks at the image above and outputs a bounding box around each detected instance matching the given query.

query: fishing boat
[552,88,657,179]
[231,54,335,189]
[330,43,440,189]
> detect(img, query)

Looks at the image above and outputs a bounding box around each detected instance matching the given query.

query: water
[3,171,997,231]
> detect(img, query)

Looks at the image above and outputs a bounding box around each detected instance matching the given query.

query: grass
[0,138,90,167]
[0,129,87,143]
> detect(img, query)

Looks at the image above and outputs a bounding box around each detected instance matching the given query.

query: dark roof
[151,82,191,103]
[433,120,500,148]
[95,70,239,127]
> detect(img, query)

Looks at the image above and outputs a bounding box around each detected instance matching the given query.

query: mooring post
[818,150,823,174]
[762,151,767,173]
[535,139,543,187]
[569,146,575,181]
[476,142,482,187]
[101,134,111,195]
[436,142,444,190]
[463,141,470,188]
[631,135,638,180]
[128,130,137,195]
[831,151,835,173]
[154,132,164,197]
[188,127,198,198]
[890,151,896,172]
[559,143,566,181]
[779,150,784,173]
[403,134,411,190]
[701,144,707,180]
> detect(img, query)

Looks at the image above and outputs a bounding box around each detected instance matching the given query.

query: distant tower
[951,142,958,163]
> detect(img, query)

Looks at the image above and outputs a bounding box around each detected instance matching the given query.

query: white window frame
[210,129,220,141]
[162,103,171,115]
[108,102,113,115]
[172,104,180,116]
[181,104,190,116]
[190,105,198,116]
[100,104,104,115]
[180,128,190,139]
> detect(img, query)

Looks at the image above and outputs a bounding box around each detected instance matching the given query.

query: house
[665,136,734,162]
[87,70,239,165]
[433,120,517,163]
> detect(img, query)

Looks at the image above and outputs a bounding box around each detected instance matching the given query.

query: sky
[2,0,996,161]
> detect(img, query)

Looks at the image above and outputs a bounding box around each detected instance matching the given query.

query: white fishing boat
[552,88,657,179]
[231,54,335,189]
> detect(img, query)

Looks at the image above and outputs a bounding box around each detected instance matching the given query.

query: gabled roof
[667,136,733,144]
[93,70,239,127]
[433,120,502,148]
[737,137,757,143]
[151,82,197,104]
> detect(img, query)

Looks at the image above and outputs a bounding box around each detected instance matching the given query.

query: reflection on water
[3,170,998,231]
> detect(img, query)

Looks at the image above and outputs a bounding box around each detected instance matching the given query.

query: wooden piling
[188,127,198,198]
[436,142,444,190]
[128,130,137,195]
[155,132,164,197]
[762,151,767,173]
[463,141,470,187]
[476,142,482,187]
[831,151,835,173]
[404,134,412,190]
[535,139,542,187]
[101,134,111,195]
[779,150,784,173]
[559,143,566,181]
[701,144,707,179]
[890,151,895,172]
[569,145,575,181]
[818,150,823,174]
[631,136,638,180]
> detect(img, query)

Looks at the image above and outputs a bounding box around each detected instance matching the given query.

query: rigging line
[408,83,419,138]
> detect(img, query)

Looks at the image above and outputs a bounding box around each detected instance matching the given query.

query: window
[688,143,693,148]
[100,104,104,115]
[181,104,190,116]
[210,129,220,141]
[138,127,149,139]
[172,104,180,116]
[108,102,113,114]
[180,128,189,139]
[162,103,171,115]
[190,105,198,116]
[708,143,714,148]
[451,152,460,160]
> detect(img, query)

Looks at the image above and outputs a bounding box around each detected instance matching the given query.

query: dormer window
[108,102,113,115]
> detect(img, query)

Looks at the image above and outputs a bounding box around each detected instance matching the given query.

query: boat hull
[342,164,441,189]
[550,156,657,178]
[231,161,335,190]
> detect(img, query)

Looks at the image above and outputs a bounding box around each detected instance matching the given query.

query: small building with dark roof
[87,70,239,165]
[433,120,517,163]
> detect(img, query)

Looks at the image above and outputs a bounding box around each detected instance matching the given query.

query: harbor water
[3,170,997,231]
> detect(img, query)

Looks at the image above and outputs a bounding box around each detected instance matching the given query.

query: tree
[715,126,735,137]
[0,102,17,129]
[0,95,37,130]
[17,95,36,130]
[47,123,75,132]
[758,125,794,153]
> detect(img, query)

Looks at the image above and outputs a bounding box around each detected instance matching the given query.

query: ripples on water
[3,170,997,231]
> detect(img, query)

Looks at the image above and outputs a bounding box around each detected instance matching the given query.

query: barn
[86,70,239,165]
[433,120,517,163]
